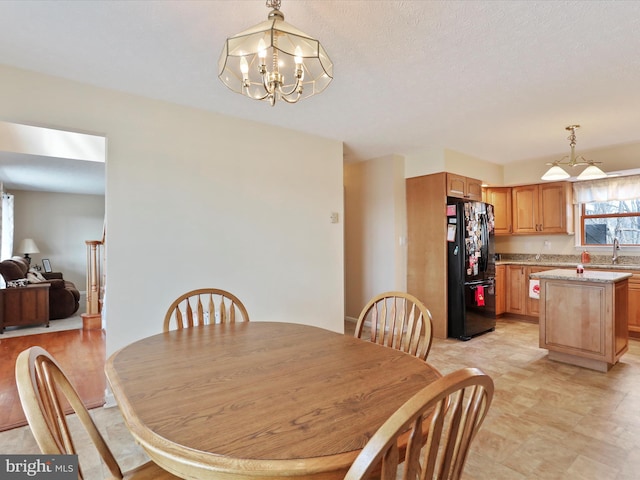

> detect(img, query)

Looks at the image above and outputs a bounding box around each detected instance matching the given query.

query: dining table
[105,321,442,480]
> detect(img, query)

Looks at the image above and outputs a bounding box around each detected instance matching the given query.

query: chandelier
[541,125,607,181]
[218,0,333,106]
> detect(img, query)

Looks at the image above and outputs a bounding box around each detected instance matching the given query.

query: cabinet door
[495,265,506,315]
[446,174,482,200]
[512,185,539,234]
[446,173,466,198]
[506,265,526,314]
[628,274,640,336]
[465,178,483,202]
[485,187,512,235]
[539,182,573,233]
[526,267,552,317]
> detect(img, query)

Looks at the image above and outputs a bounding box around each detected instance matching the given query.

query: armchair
[0,257,80,320]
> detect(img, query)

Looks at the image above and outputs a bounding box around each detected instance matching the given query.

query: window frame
[580,202,640,247]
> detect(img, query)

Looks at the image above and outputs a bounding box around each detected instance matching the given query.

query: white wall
[11,190,105,291]
[344,155,406,318]
[0,65,344,355]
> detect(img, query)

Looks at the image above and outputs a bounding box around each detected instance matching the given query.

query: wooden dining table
[105,321,442,480]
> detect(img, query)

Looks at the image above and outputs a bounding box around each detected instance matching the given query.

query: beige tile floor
[3,317,640,479]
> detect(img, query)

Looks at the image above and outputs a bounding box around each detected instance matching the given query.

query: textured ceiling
[1,0,640,194]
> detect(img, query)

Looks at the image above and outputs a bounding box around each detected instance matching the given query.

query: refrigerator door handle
[480,214,489,272]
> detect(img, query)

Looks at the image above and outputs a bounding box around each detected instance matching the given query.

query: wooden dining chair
[15,346,180,480]
[163,288,249,332]
[344,367,494,480]
[354,291,433,361]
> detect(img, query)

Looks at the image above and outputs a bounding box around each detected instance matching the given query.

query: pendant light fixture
[218,0,333,106]
[541,125,607,181]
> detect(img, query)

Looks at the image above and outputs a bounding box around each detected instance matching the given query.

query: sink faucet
[612,237,620,264]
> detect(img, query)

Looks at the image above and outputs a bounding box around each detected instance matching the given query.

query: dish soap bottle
[581,250,591,264]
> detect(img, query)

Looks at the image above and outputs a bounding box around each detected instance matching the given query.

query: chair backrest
[15,346,124,480]
[163,288,249,332]
[344,367,494,480]
[354,291,433,361]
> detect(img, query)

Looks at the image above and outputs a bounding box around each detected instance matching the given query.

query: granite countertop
[496,260,640,271]
[529,268,632,283]
[496,254,640,271]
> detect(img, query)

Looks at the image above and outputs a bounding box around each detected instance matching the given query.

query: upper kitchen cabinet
[484,187,512,235]
[446,173,483,201]
[512,182,574,234]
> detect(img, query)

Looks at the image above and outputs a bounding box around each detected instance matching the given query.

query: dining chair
[344,367,494,480]
[15,346,180,480]
[354,291,433,361]
[163,288,249,332]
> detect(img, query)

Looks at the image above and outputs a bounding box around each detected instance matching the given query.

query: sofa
[0,256,80,320]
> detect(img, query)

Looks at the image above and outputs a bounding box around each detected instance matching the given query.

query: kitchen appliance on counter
[446,198,496,340]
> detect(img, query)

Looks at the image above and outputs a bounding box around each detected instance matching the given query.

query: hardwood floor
[2,318,640,479]
[0,327,105,431]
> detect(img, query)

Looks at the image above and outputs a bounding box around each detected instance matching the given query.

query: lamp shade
[541,165,570,181]
[17,238,40,254]
[577,164,607,180]
[218,5,333,104]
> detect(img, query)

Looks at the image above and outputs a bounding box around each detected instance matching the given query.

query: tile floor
[2,317,640,479]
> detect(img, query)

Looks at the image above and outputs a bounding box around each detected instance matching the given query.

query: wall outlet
[330,212,339,223]
[544,240,551,250]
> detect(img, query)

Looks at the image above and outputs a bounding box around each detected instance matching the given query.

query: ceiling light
[541,125,607,181]
[218,0,333,106]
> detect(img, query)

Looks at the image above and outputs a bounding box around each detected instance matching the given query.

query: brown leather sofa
[0,256,80,320]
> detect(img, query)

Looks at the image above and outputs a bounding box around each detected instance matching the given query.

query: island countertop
[530,268,632,283]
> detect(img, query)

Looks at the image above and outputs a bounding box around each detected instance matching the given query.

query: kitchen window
[574,174,640,247]
[581,200,640,246]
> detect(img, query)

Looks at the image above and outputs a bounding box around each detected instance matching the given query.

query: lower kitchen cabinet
[599,269,640,337]
[505,264,552,319]
[629,274,640,337]
[505,265,640,335]
[495,265,505,316]
[506,265,527,315]
[526,266,552,316]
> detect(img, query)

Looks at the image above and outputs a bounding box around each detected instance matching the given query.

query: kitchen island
[531,269,631,372]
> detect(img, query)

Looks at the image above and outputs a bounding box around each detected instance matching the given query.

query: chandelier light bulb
[258,39,267,60]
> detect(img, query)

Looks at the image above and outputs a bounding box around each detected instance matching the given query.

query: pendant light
[541,125,607,181]
[218,0,333,106]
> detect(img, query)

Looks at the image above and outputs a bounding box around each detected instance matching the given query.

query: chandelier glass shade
[218,1,333,106]
[541,125,607,181]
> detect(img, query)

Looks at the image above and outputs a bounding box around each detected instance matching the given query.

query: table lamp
[17,238,40,264]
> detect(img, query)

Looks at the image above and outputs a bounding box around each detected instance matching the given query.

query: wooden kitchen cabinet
[484,187,512,235]
[601,269,640,338]
[537,271,629,371]
[446,173,482,201]
[526,266,552,316]
[505,264,551,318]
[407,173,449,339]
[506,265,527,315]
[495,265,506,316]
[628,273,640,337]
[512,182,573,234]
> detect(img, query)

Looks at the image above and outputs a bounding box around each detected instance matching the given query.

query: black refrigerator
[446,198,496,340]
